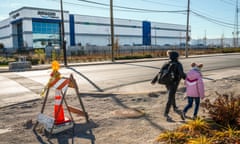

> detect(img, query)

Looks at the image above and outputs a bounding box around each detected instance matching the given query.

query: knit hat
[191,62,203,70]
[169,51,179,60]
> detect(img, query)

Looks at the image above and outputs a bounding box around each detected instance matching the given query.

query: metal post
[60,0,67,66]
[185,0,190,58]
[110,0,115,62]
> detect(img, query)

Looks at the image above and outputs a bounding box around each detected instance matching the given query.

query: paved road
[0,53,240,108]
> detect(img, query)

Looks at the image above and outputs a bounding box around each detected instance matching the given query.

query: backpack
[158,62,177,85]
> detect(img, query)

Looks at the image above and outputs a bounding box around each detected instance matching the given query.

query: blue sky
[0,0,237,39]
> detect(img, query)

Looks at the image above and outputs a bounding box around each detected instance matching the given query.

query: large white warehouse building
[0,7,187,51]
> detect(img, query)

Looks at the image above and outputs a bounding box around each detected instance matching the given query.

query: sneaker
[164,113,168,117]
[165,115,174,122]
[181,112,186,120]
[174,108,181,114]
[164,114,171,120]
[173,106,179,111]
[192,115,197,120]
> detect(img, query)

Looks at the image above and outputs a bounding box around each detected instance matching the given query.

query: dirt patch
[0,75,240,144]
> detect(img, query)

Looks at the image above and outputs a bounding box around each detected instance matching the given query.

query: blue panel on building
[69,14,75,46]
[32,18,61,23]
[142,21,151,46]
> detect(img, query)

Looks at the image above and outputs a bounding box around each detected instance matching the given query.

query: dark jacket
[164,60,186,84]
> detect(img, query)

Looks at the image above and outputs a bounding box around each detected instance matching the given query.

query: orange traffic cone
[54,90,65,125]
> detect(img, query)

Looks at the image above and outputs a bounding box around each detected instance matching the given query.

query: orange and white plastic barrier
[52,78,69,92]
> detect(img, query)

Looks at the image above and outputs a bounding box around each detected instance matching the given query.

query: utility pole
[110,0,115,62]
[203,30,207,47]
[221,33,224,48]
[236,0,239,47]
[233,0,239,48]
[60,0,67,66]
[185,0,190,58]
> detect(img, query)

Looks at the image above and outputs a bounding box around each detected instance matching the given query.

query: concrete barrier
[8,56,32,71]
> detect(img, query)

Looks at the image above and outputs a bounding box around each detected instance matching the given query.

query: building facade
[0,7,187,52]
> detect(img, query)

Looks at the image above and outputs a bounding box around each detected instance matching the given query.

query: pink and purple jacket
[185,68,205,98]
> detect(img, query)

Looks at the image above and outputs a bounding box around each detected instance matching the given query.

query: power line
[139,0,186,8]
[49,0,108,10]
[49,0,187,13]
[75,0,236,28]
[191,10,235,29]
[220,0,235,6]
[77,0,187,13]
[49,0,183,14]
[192,8,233,23]
[48,0,236,31]
[53,0,148,13]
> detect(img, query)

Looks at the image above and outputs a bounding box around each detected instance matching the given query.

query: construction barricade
[33,61,89,136]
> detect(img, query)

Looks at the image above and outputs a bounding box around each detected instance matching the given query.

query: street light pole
[60,0,67,66]
[185,0,190,58]
[110,0,115,62]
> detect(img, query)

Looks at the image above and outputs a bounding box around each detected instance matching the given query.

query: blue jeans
[183,97,200,117]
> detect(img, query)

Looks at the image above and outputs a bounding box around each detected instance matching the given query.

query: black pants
[164,82,179,115]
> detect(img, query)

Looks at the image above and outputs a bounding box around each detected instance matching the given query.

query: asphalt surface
[0,53,240,108]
